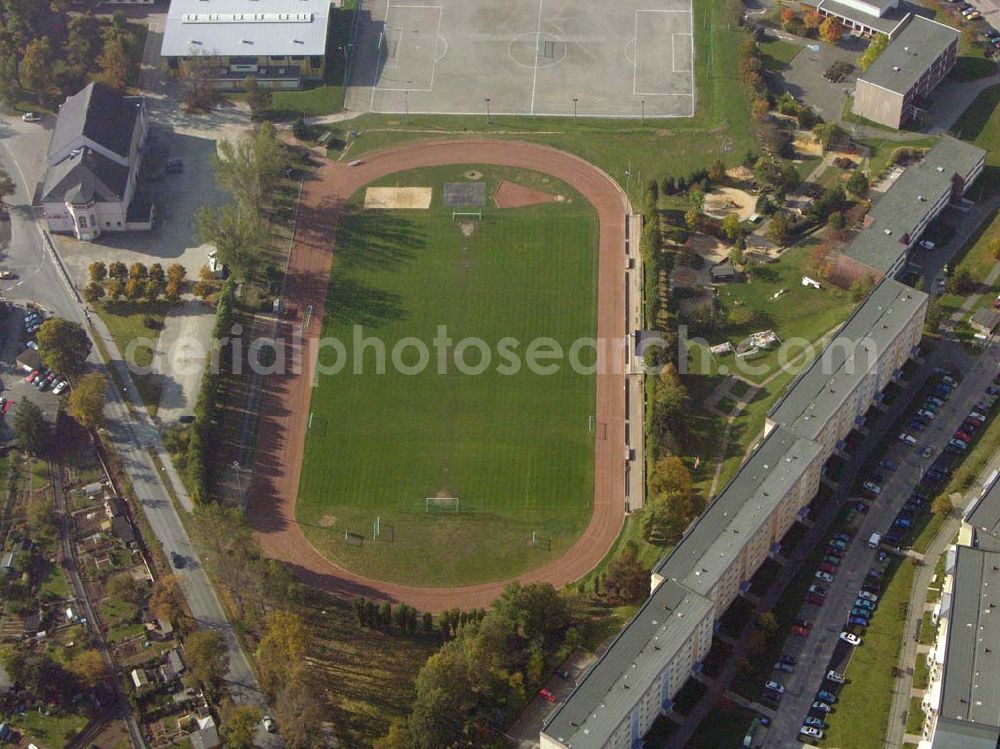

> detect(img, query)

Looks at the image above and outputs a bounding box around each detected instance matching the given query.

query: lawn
[321,0,755,208]
[685,242,857,384]
[96,300,171,415]
[297,165,600,586]
[759,36,803,71]
[822,559,916,749]
[950,85,1000,198]
[264,0,357,118]
[10,709,90,749]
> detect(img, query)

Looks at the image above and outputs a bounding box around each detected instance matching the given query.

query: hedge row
[186,278,236,503]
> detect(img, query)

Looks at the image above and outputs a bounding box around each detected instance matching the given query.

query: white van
[868,532,881,549]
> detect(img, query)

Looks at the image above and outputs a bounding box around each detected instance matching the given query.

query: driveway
[761,340,997,748]
[152,299,217,426]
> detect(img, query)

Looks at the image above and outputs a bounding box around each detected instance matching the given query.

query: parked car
[858,590,878,603]
[919,240,935,250]
[855,501,869,513]
[840,632,862,645]
[812,700,832,713]
[21,112,40,122]
[538,688,556,703]
[792,625,810,637]
[969,411,987,422]
[261,716,276,733]
[799,727,824,741]
[808,585,826,595]
[826,670,846,684]
[816,571,834,583]
[829,539,848,551]
[862,481,882,495]
[955,430,973,443]
[850,608,871,620]
[822,555,841,567]
[804,716,826,729]
[918,409,936,421]
[170,551,186,568]
[765,680,785,694]
[0,270,16,279]
[24,369,40,383]
[806,593,825,606]
[780,654,796,665]
[817,689,839,703]
[825,547,844,558]
[52,380,69,396]
[899,432,918,446]
[819,562,838,575]
[927,396,945,408]
[854,599,876,610]
[922,401,939,413]
[775,661,794,673]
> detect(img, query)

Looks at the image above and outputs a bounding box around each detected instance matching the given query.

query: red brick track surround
[247,140,629,612]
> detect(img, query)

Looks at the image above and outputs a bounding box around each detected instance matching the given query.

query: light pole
[485,97,491,124]
[573,97,578,124]
[641,99,645,126]
[404,90,409,124]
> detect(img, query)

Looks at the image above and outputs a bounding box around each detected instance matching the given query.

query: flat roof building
[816,0,912,37]
[838,136,986,278]
[931,545,1000,749]
[852,15,960,128]
[161,0,336,90]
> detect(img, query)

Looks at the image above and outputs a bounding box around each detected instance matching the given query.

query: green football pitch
[296,165,599,586]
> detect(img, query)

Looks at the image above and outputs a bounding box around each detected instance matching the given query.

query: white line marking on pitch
[631,10,639,96]
[530,0,545,115]
[672,33,693,72]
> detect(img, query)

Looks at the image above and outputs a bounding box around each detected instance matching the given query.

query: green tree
[125,277,144,301]
[197,202,268,283]
[0,165,15,206]
[814,121,845,150]
[129,262,148,280]
[730,243,745,267]
[766,212,793,245]
[68,649,105,689]
[37,318,92,377]
[106,571,144,606]
[108,261,128,279]
[67,372,107,429]
[650,455,693,497]
[948,268,975,295]
[167,263,187,283]
[828,210,846,232]
[846,170,869,198]
[603,541,648,605]
[66,13,104,73]
[105,277,125,300]
[933,493,953,518]
[84,282,105,303]
[722,213,744,241]
[13,400,50,456]
[185,629,229,694]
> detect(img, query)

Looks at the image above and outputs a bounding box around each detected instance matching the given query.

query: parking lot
[759,341,1000,747]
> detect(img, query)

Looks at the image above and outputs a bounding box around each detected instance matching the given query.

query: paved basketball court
[345,0,695,118]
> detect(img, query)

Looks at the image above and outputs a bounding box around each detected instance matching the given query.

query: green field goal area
[296,166,599,586]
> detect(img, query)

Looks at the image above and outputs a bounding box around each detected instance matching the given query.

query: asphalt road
[762,339,1000,748]
[0,112,280,746]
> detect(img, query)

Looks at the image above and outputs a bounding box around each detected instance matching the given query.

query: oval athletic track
[247,140,629,613]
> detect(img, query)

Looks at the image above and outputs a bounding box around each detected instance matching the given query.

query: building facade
[41,83,150,241]
[540,278,928,749]
[160,0,335,90]
[816,0,910,38]
[852,16,959,128]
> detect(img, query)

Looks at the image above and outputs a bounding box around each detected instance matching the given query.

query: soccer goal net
[425,497,461,513]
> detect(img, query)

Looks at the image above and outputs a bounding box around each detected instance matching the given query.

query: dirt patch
[363,187,432,209]
[318,515,337,528]
[794,131,823,157]
[458,221,477,237]
[464,170,483,180]
[687,233,730,263]
[703,187,757,221]
[494,180,560,209]
[671,266,700,288]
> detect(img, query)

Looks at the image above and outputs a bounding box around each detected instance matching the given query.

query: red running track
[247,140,629,612]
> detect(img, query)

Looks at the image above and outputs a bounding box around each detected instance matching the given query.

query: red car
[806,593,825,606]
[24,369,39,383]
[963,419,980,432]
[819,563,837,575]
[539,688,556,703]
[955,430,973,443]
[791,625,810,637]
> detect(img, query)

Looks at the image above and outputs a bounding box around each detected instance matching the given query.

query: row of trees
[375,582,577,749]
[0,7,142,108]
[777,7,844,43]
[84,261,188,305]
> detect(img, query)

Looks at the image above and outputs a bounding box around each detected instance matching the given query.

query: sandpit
[494,180,562,209]
[364,186,433,209]
[703,187,757,221]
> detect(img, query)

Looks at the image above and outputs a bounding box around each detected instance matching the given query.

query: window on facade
[231,56,258,65]
[79,216,87,228]
[291,55,305,61]
[168,57,179,70]
[310,56,322,68]
[117,222,122,227]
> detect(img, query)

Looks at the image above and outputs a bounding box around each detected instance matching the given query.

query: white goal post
[425,497,461,512]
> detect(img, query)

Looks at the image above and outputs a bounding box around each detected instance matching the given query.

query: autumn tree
[67,373,107,429]
[69,649,105,689]
[859,33,889,70]
[243,76,273,119]
[37,318,92,377]
[21,36,53,98]
[603,541,649,605]
[223,705,262,749]
[650,455,693,497]
[150,573,184,623]
[803,10,822,31]
[722,213,745,241]
[97,37,129,91]
[766,211,793,245]
[819,16,844,43]
[89,261,108,284]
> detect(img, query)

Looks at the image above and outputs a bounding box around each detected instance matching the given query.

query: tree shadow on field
[325,274,406,327]
[334,205,426,272]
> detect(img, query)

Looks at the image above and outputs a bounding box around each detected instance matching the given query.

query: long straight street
[763,338,1000,748]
